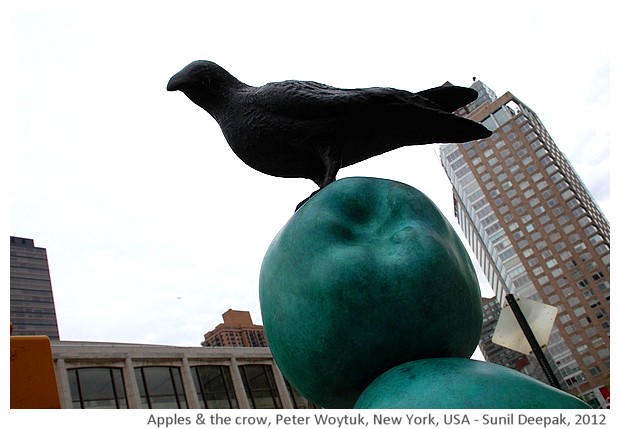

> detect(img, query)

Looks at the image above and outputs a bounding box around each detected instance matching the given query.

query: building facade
[52,341,315,409]
[10,236,60,339]
[440,82,610,408]
[202,309,268,348]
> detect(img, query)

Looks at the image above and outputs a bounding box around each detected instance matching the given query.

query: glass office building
[10,236,60,339]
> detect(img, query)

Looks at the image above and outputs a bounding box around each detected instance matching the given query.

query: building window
[562,190,576,201]
[68,367,128,409]
[582,355,595,366]
[574,242,587,253]
[545,259,557,269]
[595,244,610,255]
[576,344,589,354]
[594,310,607,319]
[557,215,575,226]
[565,373,586,387]
[552,201,567,215]
[590,235,604,245]
[589,366,602,376]
[551,172,564,183]
[542,285,554,295]
[135,366,188,409]
[571,334,584,345]
[562,286,575,297]
[583,225,597,236]
[597,281,609,291]
[597,349,610,359]
[482,116,499,132]
[191,365,238,409]
[240,365,282,409]
[578,217,592,228]
[540,156,552,166]
[559,314,571,324]
[529,136,542,146]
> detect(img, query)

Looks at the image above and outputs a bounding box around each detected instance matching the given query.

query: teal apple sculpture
[354,358,591,409]
[259,177,483,408]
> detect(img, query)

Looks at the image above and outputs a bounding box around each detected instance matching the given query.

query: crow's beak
[167,71,186,92]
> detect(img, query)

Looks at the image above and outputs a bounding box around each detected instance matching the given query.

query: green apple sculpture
[259,177,483,408]
[354,358,591,408]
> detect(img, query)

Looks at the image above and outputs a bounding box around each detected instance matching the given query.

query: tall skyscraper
[10,236,60,339]
[201,309,268,347]
[440,81,610,408]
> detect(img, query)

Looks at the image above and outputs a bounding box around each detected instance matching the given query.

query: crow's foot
[295,189,321,212]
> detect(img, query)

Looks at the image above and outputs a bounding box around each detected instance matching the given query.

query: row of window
[68,364,296,409]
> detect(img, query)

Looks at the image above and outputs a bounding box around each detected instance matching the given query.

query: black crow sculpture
[167,61,491,208]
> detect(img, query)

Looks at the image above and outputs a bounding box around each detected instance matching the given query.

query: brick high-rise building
[10,236,60,339]
[440,81,610,408]
[201,310,268,348]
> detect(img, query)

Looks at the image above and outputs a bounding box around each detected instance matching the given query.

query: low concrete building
[52,341,316,409]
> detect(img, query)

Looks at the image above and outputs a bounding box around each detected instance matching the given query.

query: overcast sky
[6,1,611,350]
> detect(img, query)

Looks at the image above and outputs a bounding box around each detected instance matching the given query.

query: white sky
[6,1,612,350]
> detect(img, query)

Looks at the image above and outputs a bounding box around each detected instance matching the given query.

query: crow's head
[167,60,242,114]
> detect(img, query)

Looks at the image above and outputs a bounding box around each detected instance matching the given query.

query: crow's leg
[296,146,343,212]
[318,145,343,188]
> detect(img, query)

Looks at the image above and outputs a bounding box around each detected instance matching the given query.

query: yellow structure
[10,335,61,408]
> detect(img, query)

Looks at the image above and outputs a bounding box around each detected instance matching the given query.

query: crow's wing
[251,80,455,120]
